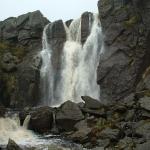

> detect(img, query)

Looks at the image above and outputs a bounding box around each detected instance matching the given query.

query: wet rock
[56,101,84,132]
[7,139,22,150]
[81,12,93,44]
[81,96,103,109]
[0,104,6,117]
[29,106,53,133]
[65,19,73,27]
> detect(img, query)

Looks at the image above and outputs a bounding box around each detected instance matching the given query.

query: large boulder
[56,101,84,132]
[97,0,150,102]
[28,106,53,133]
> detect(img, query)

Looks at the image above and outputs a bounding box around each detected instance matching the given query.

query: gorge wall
[97,0,150,102]
[0,0,150,108]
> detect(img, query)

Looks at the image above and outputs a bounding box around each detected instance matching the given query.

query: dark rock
[7,139,22,150]
[97,0,150,102]
[81,12,93,44]
[65,19,73,27]
[136,141,150,150]
[1,52,18,72]
[0,104,6,117]
[81,96,103,109]
[56,101,84,132]
[139,97,150,111]
[29,106,53,133]
[99,128,120,141]
[135,120,150,140]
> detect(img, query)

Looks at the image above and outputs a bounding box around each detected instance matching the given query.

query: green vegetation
[0,41,26,60]
[124,15,140,28]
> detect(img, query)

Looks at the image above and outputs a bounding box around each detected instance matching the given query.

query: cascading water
[40,14,103,106]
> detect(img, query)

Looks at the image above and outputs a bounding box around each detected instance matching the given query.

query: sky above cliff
[0,0,98,21]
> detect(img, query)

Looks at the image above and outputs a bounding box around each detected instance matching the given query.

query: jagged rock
[7,139,22,150]
[65,19,73,27]
[97,0,150,102]
[56,101,84,132]
[81,96,103,109]
[0,11,49,108]
[28,106,53,133]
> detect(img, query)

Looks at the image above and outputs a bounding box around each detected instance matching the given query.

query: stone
[81,96,103,109]
[56,101,84,131]
[99,128,120,141]
[7,139,22,150]
[136,141,150,150]
[29,106,53,133]
[139,97,150,111]
[0,104,6,117]
[1,52,18,72]
[135,120,150,140]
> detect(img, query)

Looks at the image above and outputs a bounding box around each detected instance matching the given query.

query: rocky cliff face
[0,10,49,107]
[97,0,150,102]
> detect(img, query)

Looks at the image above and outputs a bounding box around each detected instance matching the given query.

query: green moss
[0,42,26,60]
[124,15,140,28]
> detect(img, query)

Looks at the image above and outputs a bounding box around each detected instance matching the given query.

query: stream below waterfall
[0,111,86,150]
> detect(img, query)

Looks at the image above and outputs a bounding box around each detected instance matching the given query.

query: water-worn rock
[7,139,22,150]
[56,101,84,132]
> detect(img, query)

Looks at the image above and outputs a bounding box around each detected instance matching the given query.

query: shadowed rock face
[0,10,49,108]
[97,0,150,103]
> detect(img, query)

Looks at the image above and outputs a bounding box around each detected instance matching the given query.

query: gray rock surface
[56,101,84,131]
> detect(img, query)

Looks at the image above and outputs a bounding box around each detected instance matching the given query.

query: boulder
[68,120,92,143]
[7,139,22,150]
[81,96,103,109]
[29,106,53,133]
[56,101,84,131]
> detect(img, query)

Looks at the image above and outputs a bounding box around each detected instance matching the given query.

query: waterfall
[23,115,31,129]
[40,24,54,106]
[0,114,36,145]
[40,14,103,106]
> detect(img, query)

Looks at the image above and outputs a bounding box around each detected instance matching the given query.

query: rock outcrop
[0,10,49,108]
[97,0,150,102]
